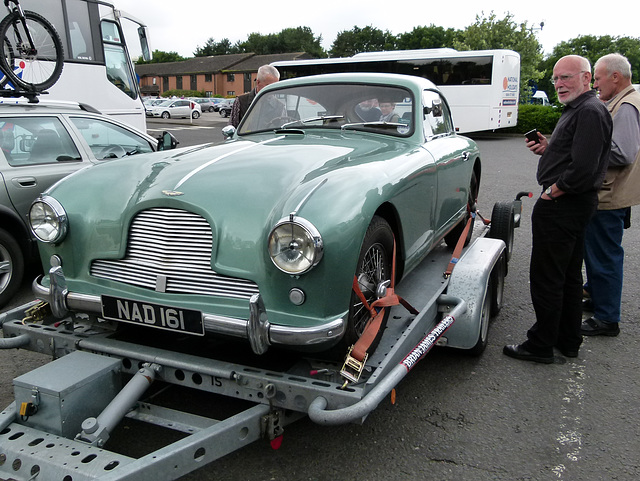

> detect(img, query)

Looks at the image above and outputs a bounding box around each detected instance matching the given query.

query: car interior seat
[29,129,65,163]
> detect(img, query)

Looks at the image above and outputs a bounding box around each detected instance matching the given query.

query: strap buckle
[340,346,368,385]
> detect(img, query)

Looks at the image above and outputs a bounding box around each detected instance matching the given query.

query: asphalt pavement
[1,134,639,480]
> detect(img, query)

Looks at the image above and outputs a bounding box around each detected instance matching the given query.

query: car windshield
[238,83,413,137]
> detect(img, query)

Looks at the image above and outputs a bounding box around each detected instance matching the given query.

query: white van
[531,91,550,106]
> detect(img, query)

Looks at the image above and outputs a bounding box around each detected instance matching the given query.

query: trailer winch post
[308,294,465,426]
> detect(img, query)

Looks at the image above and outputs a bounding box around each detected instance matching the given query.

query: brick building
[136,52,312,98]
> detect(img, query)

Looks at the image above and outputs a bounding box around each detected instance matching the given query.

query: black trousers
[525,192,597,354]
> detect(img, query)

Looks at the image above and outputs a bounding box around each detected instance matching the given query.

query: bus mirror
[157,131,178,151]
[138,26,151,62]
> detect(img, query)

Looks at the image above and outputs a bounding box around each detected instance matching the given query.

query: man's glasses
[551,71,587,85]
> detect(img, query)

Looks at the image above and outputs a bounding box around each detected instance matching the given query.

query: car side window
[69,117,154,159]
[422,90,454,139]
[0,117,81,167]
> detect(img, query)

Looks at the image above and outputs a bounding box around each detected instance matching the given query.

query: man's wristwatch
[544,186,556,200]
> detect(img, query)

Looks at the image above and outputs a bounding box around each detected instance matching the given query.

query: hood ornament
[162,190,184,197]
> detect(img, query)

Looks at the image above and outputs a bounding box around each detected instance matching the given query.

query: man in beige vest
[582,53,640,337]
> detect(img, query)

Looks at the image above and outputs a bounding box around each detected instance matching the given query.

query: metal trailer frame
[0,199,524,480]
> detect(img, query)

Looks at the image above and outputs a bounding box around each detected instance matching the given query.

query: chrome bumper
[33,268,345,355]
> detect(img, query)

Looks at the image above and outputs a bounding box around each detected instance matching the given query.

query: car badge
[162,190,184,197]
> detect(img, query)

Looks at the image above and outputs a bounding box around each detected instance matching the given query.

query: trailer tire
[338,216,394,354]
[490,253,506,316]
[468,280,491,356]
[488,201,515,263]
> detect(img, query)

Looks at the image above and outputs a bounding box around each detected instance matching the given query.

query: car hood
[47,133,418,273]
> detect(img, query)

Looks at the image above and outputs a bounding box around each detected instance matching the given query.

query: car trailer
[0,195,529,481]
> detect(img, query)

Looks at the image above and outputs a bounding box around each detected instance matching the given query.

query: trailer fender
[443,237,505,349]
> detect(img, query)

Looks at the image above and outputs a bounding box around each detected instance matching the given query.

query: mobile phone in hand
[525,129,540,144]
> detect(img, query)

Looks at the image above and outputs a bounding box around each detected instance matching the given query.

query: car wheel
[444,170,478,248]
[0,228,24,308]
[488,201,515,263]
[192,111,200,119]
[161,111,170,119]
[222,109,229,118]
[208,107,214,112]
[341,216,394,353]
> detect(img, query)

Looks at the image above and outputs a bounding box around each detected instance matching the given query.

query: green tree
[329,26,396,57]
[455,12,544,102]
[540,35,640,99]
[234,27,324,56]
[396,25,461,50]
[194,38,237,57]
[137,49,185,64]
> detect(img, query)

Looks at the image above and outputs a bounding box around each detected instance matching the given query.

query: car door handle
[12,177,37,188]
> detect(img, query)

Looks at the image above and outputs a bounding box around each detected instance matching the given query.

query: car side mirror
[157,131,178,151]
[424,99,443,117]
[222,125,235,139]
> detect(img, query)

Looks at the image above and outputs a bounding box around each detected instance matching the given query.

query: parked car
[143,98,165,116]
[0,99,178,307]
[29,73,481,358]
[149,99,202,119]
[191,98,215,112]
[212,98,230,112]
[216,99,233,117]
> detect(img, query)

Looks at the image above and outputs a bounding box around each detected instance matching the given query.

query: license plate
[101,296,204,336]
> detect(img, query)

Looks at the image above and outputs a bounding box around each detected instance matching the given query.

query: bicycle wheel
[0,10,64,92]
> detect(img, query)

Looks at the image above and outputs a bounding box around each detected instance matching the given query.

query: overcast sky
[114,0,636,60]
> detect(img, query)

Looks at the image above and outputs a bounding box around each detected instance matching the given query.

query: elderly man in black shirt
[504,55,613,363]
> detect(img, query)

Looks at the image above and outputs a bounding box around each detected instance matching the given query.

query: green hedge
[504,104,563,135]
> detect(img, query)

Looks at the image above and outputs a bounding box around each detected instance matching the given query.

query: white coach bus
[272,48,521,133]
[9,0,150,131]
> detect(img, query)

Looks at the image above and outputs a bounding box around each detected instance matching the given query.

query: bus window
[101,21,137,99]
[67,0,95,61]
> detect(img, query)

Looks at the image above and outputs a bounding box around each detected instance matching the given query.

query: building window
[190,74,197,90]
[227,73,235,82]
[227,91,235,96]
[205,73,212,82]
[162,76,169,91]
[176,76,183,89]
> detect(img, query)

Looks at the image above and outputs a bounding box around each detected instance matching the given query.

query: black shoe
[556,345,579,358]
[503,344,554,364]
[580,317,620,337]
[582,297,593,312]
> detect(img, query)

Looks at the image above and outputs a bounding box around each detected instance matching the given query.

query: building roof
[135,52,313,77]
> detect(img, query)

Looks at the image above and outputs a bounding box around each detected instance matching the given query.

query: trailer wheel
[468,281,491,356]
[340,216,394,352]
[444,170,478,248]
[490,253,506,316]
[488,201,515,263]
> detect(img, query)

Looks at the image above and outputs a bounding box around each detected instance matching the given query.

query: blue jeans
[583,208,628,324]
[526,193,597,354]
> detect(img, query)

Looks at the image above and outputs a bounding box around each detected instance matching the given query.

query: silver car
[0,100,177,307]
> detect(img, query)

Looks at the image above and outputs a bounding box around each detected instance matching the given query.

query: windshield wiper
[281,115,344,128]
[342,121,405,131]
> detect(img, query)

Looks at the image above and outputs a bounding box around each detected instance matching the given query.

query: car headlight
[268,217,323,274]
[29,196,68,244]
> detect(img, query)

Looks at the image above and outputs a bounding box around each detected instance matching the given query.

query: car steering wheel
[99,144,127,159]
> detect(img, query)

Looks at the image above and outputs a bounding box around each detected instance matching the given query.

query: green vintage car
[29,73,481,356]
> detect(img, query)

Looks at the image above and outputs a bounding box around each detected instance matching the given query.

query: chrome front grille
[90,208,259,300]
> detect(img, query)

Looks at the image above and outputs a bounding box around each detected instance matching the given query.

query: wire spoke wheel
[0,11,64,91]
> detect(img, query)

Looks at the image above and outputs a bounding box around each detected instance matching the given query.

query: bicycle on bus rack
[0,0,64,95]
